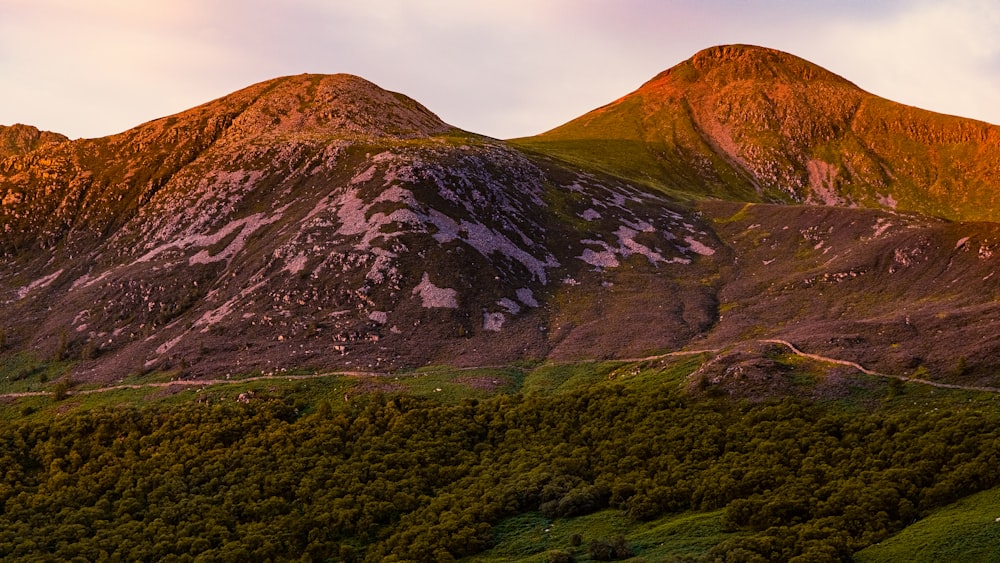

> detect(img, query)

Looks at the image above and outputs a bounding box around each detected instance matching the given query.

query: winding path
[760,338,1000,394]
[4,339,1000,399]
[0,371,385,399]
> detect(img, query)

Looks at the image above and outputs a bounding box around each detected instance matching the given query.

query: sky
[1,0,998,140]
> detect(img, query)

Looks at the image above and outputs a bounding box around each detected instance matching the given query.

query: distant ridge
[515,44,1000,222]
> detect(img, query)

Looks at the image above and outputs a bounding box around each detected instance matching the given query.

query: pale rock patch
[284,253,309,275]
[580,246,620,269]
[459,221,556,283]
[188,209,288,265]
[71,271,111,291]
[878,194,899,209]
[805,159,844,206]
[17,269,63,299]
[156,334,185,355]
[498,298,521,315]
[616,226,665,265]
[483,312,505,332]
[350,165,377,185]
[412,272,458,308]
[427,209,460,242]
[516,288,539,308]
[683,236,716,256]
[872,218,893,239]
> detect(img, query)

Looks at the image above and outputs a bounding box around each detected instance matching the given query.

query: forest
[1,361,999,562]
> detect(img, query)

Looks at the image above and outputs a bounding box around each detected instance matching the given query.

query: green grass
[0,355,703,421]
[0,367,363,421]
[0,353,74,394]
[514,138,693,199]
[0,350,716,424]
[520,361,628,395]
[6,348,1000,561]
[2,343,996,425]
[0,363,532,421]
[613,354,708,389]
[854,486,1000,563]
[711,203,755,225]
[467,508,737,562]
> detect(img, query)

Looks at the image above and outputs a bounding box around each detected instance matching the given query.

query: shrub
[589,535,632,561]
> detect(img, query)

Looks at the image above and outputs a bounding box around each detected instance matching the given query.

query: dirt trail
[760,339,880,376]
[3,339,1000,400]
[760,338,1000,394]
[621,339,1000,395]
[618,349,721,363]
[0,371,385,400]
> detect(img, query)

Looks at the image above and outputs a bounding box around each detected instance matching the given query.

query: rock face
[517,44,1000,222]
[5,49,1000,387]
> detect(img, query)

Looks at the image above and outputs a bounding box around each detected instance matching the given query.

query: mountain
[4,47,1000,388]
[515,45,1000,222]
[1,73,721,382]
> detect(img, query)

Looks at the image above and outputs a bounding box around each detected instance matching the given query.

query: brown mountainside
[516,45,1000,222]
[1,74,721,381]
[0,74,451,254]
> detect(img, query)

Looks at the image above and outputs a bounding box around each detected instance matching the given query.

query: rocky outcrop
[0,124,68,158]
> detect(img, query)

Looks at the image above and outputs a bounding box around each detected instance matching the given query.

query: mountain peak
[645,44,856,90]
[518,45,1000,221]
[692,44,814,70]
[207,73,453,141]
[112,73,453,155]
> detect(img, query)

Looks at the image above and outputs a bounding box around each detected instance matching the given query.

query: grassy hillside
[4,50,1000,561]
[855,486,1000,563]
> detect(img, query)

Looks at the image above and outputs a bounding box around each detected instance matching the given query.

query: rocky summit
[3,46,1000,389]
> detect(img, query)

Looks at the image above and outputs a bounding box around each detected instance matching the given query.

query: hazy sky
[2,0,998,140]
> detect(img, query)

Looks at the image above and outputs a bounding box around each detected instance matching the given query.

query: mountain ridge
[4,46,1000,387]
